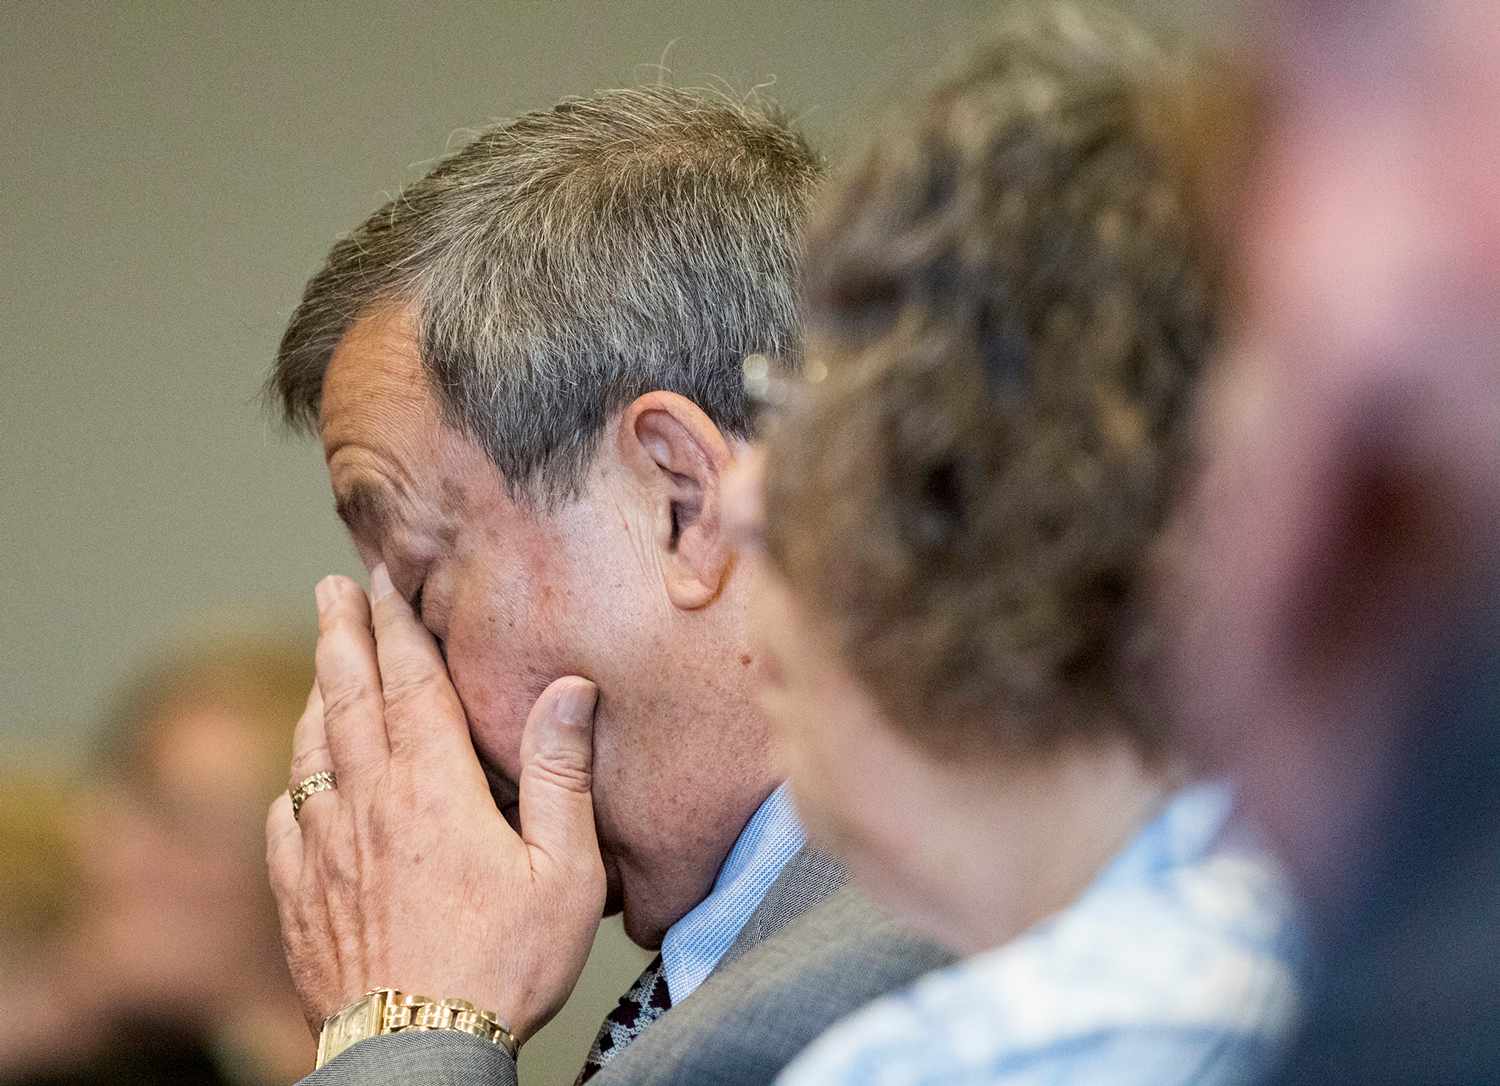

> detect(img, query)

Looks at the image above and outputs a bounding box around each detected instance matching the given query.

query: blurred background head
[83,636,311,1019]
[0,634,313,1086]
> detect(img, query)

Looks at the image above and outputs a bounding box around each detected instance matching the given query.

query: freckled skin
[317,309,774,946]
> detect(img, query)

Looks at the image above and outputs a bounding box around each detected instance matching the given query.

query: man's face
[317,309,764,944]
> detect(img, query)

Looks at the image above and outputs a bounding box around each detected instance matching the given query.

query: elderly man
[263,87,946,1086]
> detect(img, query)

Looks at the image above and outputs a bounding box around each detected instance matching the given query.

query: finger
[287,685,339,828]
[368,564,476,766]
[266,791,303,899]
[518,677,601,873]
[315,574,390,777]
[288,682,331,788]
[266,792,325,1041]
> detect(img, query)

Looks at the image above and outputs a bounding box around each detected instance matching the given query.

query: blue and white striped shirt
[660,782,806,1002]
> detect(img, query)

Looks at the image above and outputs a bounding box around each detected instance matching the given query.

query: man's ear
[616,391,735,610]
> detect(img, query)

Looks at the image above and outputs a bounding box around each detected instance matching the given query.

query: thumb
[518,676,602,873]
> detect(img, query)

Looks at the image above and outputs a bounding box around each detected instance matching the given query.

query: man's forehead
[318,309,514,548]
[318,307,433,452]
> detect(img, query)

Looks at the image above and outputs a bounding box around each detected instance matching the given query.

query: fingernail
[555,681,599,729]
[314,576,336,615]
[370,564,395,602]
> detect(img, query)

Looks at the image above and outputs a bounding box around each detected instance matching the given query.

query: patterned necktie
[574,953,672,1084]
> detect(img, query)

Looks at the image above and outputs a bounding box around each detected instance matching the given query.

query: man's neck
[658,782,807,1001]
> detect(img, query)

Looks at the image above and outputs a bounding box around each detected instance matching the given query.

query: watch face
[317,994,384,1068]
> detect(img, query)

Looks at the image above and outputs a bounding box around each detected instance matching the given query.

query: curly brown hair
[764,2,1224,759]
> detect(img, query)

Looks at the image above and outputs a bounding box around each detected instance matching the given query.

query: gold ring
[291,770,337,821]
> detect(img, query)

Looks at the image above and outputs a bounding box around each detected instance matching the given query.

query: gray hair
[271,86,823,503]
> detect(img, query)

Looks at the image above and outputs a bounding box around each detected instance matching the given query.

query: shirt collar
[1085,780,1236,895]
[659,782,806,1003]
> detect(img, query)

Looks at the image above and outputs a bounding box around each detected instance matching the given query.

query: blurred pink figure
[1158,3,1500,1081]
[1164,0,1500,908]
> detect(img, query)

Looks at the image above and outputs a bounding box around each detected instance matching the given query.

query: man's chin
[607,864,669,949]
[620,905,669,950]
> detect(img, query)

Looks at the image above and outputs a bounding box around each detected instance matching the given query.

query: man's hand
[266,566,606,1044]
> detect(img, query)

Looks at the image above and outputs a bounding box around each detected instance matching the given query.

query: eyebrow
[334,480,395,537]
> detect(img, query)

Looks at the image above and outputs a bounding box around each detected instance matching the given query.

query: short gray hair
[272,86,823,503]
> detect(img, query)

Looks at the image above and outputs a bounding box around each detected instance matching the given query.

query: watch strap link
[317,988,519,1069]
[394,993,518,1056]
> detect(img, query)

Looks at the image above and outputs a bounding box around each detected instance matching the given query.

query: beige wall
[2,1,997,1079]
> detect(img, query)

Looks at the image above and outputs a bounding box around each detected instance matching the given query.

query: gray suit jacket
[304,846,950,1085]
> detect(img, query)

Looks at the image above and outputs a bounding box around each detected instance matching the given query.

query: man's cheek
[469,714,525,790]
[443,644,518,749]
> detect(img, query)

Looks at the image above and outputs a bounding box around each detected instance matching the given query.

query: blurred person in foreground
[726,5,1300,1083]
[264,86,945,1086]
[0,638,312,1086]
[1155,2,1500,1082]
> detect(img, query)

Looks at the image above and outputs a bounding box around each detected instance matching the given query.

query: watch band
[316,989,519,1068]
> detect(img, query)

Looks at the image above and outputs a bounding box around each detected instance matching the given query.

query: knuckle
[526,749,593,795]
[380,665,443,713]
[319,675,377,726]
[352,786,396,853]
[382,765,446,825]
[288,745,333,783]
[352,814,390,863]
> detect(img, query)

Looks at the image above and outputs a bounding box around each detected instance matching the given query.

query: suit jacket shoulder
[602,880,953,1085]
[720,845,851,967]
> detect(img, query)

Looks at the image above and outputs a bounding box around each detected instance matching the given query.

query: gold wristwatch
[316,989,520,1068]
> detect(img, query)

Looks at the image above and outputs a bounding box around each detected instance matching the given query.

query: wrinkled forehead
[318,308,435,453]
[316,309,507,550]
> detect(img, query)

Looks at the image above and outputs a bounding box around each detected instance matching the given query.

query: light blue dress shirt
[777,784,1302,1086]
[659,781,806,1003]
